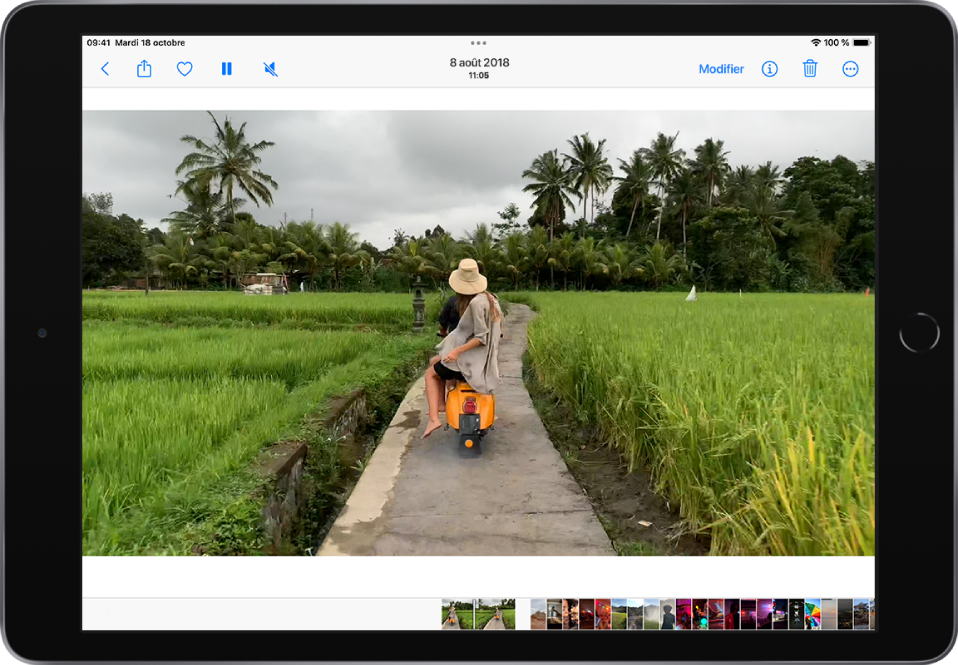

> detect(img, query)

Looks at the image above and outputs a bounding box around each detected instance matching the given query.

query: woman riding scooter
[422,258,502,439]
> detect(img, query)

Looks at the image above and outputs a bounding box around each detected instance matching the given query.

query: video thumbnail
[477,599,514,630]
[442,598,475,630]
[563,599,579,630]
[627,600,643,629]
[645,599,662,630]
[611,599,629,629]
[531,599,546,630]
[81,110,875,560]
[741,599,757,629]
[580,600,595,630]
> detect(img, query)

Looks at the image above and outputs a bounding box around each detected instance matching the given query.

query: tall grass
[83,323,385,386]
[521,292,874,556]
[83,321,436,554]
[83,291,439,328]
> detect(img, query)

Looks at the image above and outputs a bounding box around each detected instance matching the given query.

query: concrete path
[442,609,460,630]
[484,613,505,630]
[317,304,614,556]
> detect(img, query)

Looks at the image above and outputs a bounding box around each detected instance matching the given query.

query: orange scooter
[444,381,495,455]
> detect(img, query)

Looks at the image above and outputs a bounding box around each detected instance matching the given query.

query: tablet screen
[80,34,875,632]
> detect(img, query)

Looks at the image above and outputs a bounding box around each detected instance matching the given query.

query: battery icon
[853,39,870,46]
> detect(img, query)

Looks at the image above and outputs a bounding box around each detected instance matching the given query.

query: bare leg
[422,363,444,439]
[428,356,446,413]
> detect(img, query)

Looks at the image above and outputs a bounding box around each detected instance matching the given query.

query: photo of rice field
[83,292,436,555]
[515,291,874,557]
[611,599,628,629]
[84,108,875,562]
[442,599,475,630]
[476,599,515,629]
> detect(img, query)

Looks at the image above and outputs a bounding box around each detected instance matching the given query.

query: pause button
[222,62,232,75]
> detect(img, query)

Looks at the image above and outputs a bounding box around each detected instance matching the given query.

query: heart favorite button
[177,62,192,76]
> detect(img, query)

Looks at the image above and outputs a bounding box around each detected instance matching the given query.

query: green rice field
[83,290,440,329]
[442,610,475,629]
[510,292,875,557]
[82,292,435,555]
[474,609,516,629]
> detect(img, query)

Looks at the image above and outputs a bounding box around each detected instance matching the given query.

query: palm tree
[692,138,731,207]
[634,242,686,289]
[524,226,550,290]
[424,233,461,284]
[669,168,706,256]
[283,221,329,290]
[207,234,235,288]
[745,183,792,250]
[604,242,636,288]
[641,132,686,241]
[501,232,527,290]
[573,236,607,290]
[743,162,791,249]
[463,223,502,280]
[229,216,261,252]
[326,221,366,291]
[149,233,205,289]
[564,134,614,225]
[228,246,267,286]
[389,238,431,282]
[522,150,579,243]
[250,224,286,267]
[723,165,755,207]
[163,180,239,239]
[392,229,409,247]
[753,161,783,191]
[615,150,654,238]
[176,111,279,226]
[548,232,577,291]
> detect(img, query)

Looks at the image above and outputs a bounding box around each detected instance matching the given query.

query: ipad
[2,0,955,662]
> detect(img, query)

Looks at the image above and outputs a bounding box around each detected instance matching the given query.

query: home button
[900,313,940,353]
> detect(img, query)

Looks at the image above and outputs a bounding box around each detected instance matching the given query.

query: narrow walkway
[442,609,460,630]
[317,304,614,556]
[484,612,505,630]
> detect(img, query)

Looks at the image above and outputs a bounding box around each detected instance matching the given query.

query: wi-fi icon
[811,39,822,46]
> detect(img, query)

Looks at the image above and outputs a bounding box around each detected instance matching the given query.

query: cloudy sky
[83,110,873,250]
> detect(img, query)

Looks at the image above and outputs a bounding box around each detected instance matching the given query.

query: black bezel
[3,1,954,661]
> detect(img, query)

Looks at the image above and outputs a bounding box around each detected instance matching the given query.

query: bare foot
[422,419,443,439]
[438,405,445,413]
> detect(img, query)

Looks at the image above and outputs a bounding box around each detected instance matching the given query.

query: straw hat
[448,258,487,295]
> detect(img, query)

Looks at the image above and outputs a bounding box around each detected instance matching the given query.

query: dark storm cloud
[83,110,873,250]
